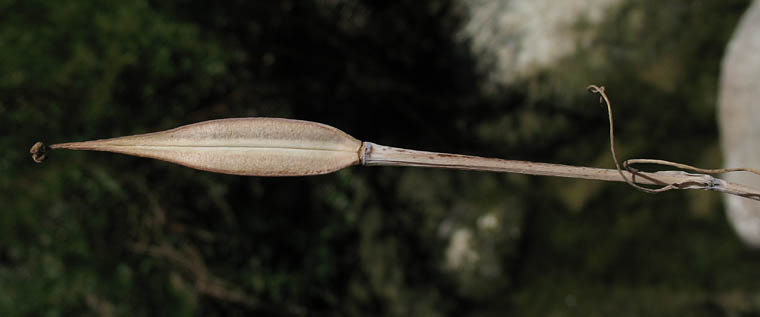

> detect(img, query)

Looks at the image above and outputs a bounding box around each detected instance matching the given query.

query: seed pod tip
[30,141,48,163]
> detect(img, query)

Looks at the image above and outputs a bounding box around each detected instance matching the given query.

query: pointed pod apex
[30,141,48,163]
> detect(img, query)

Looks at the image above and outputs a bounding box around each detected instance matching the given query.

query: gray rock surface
[719,0,760,247]
[458,0,622,87]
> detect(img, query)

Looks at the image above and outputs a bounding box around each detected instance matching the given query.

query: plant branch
[359,142,760,201]
[31,85,760,201]
[361,85,760,201]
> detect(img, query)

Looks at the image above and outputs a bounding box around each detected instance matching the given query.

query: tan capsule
[46,118,362,176]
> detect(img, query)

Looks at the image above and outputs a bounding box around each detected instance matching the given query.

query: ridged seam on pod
[46,118,363,176]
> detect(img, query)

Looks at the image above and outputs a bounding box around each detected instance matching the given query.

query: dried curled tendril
[587,84,760,194]
[30,141,48,163]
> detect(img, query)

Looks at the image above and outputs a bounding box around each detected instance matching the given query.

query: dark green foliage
[1,0,758,315]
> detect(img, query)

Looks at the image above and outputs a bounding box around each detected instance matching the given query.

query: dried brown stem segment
[360,142,760,201]
[46,118,362,176]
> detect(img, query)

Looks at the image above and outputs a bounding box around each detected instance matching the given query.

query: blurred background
[3,0,760,315]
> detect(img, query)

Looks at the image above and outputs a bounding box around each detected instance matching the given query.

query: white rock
[458,0,622,86]
[719,0,760,248]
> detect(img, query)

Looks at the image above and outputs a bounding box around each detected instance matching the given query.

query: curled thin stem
[624,159,760,177]
[30,141,49,163]
[587,84,760,194]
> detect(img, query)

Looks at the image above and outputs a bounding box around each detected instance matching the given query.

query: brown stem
[360,142,760,201]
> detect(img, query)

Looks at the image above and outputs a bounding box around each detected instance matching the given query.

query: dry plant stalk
[31,86,760,201]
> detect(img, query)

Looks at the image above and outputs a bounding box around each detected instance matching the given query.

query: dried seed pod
[47,118,362,176]
[30,103,760,204]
